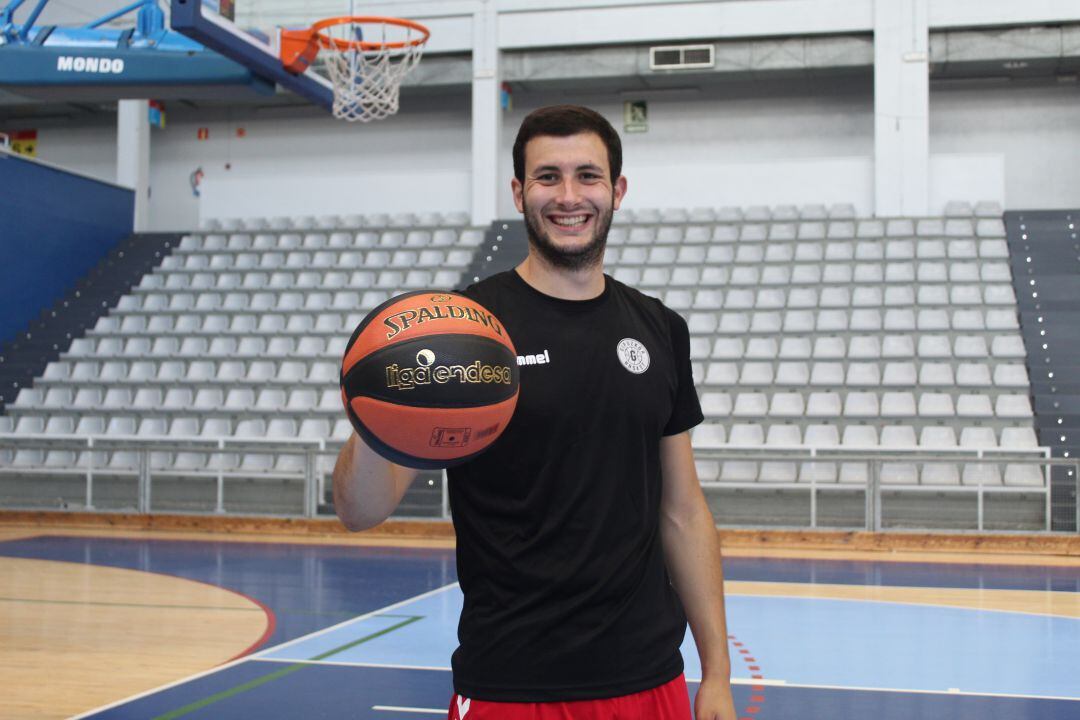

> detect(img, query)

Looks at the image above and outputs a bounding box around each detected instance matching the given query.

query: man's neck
[515,252,605,301]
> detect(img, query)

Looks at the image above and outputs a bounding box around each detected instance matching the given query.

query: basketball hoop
[280,16,430,123]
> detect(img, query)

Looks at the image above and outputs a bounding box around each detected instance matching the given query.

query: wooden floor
[0,556,267,720]
[3,510,1079,561]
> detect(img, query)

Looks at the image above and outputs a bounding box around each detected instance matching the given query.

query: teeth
[551,215,587,227]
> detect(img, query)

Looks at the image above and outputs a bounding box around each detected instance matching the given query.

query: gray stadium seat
[881,392,917,417]
[775,362,810,386]
[809,362,843,386]
[955,363,992,387]
[919,363,954,386]
[956,394,994,418]
[760,425,800,481]
[995,395,1033,418]
[800,425,840,483]
[846,367,881,388]
[701,392,733,417]
[879,426,918,484]
[721,424,763,481]
[806,392,841,417]
[843,392,879,417]
[733,393,768,417]
[919,427,959,485]
[999,427,1043,486]
[993,364,1029,388]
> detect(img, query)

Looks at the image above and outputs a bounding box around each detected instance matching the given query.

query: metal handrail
[0,435,1073,531]
[0,432,336,517]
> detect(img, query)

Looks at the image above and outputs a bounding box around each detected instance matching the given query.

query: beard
[522,197,614,271]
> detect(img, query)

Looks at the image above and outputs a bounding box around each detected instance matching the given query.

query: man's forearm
[332,433,418,531]
[661,494,732,681]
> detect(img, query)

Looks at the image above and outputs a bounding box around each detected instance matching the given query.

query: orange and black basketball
[340,290,520,469]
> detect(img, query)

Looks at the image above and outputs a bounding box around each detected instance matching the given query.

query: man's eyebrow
[530,163,606,175]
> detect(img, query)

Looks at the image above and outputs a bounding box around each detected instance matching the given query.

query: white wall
[495,79,1079,217]
[36,124,117,186]
[498,84,877,217]
[37,96,472,231]
[32,78,1079,229]
[192,101,472,226]
[930,82,1080,211]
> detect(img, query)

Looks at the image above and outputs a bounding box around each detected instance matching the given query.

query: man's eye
[580,173,602,181]
[536,174,558,182]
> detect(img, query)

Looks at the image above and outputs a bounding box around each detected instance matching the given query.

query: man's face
[512,132,627,271]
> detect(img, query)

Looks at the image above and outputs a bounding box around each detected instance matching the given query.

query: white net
[317,20,427,123]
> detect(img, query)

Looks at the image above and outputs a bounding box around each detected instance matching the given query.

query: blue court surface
[2,534,1078,719]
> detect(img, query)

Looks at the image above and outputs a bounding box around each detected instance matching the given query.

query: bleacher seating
[608,202,1042,491]
[0,216,486,512]
[0,203,1048,522]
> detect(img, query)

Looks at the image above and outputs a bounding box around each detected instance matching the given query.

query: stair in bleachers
[0,233,181,411]
[460,219,528,288]
[1006,209,1079,531]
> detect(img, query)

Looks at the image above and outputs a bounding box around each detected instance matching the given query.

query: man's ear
[511,178,525,213]
[612,175,627,210]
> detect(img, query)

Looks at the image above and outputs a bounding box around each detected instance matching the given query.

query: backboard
[170,0,333,111]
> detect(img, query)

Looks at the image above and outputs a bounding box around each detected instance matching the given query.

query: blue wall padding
[0,151,133,344]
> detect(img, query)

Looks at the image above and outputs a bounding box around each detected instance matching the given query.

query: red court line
[224,590,277,663]
[729,633,767,720]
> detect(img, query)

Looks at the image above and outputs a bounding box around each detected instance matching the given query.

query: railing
[0,434,339,517]
[694,444,1071,531]
[0,435,1075,532]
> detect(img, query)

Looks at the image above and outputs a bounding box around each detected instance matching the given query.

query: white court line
[247,657,780,684]
[253,657,452,672]
[372,706,446,715]
[69,582,461,719]
[249,656,1080,704]
[247,660,1080,703]
[252,582,459,659]
[728,590,1080,621]
[746,681,1080,703]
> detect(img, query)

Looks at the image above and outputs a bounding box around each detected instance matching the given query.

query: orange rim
[310,15,430,52]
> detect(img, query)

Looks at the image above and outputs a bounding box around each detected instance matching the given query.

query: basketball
[340,290,520,469]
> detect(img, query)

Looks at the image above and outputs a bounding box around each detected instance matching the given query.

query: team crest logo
[617,338,650,374]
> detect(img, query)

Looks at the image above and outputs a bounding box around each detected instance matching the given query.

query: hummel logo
[517,349,551,366]
[456,696,471,719]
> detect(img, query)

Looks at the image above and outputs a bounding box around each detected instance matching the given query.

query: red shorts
[447,674,692,720]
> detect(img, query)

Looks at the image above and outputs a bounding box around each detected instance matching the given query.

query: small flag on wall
[149,101,166,129]
[197,127,209,140]
[7,129,38,157]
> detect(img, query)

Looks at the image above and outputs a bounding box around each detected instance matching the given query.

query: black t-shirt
[448,269,704,702]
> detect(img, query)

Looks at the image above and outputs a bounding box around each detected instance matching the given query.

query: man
[334,105,737,720]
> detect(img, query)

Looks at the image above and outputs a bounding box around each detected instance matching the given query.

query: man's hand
[694,676,738,720]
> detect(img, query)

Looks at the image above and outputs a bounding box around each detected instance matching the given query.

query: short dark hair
[512,105,623,183]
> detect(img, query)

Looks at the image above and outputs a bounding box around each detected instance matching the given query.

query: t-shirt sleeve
[662,307,704,436]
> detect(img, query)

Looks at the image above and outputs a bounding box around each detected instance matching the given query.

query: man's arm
[659,431,737,720]
[332,432,419,531]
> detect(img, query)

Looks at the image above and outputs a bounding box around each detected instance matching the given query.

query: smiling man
[333,105,736,720]
[516,131,622,274]
[445,106,739,719]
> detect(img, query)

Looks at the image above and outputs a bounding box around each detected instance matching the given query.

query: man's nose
[555,178,582,205]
